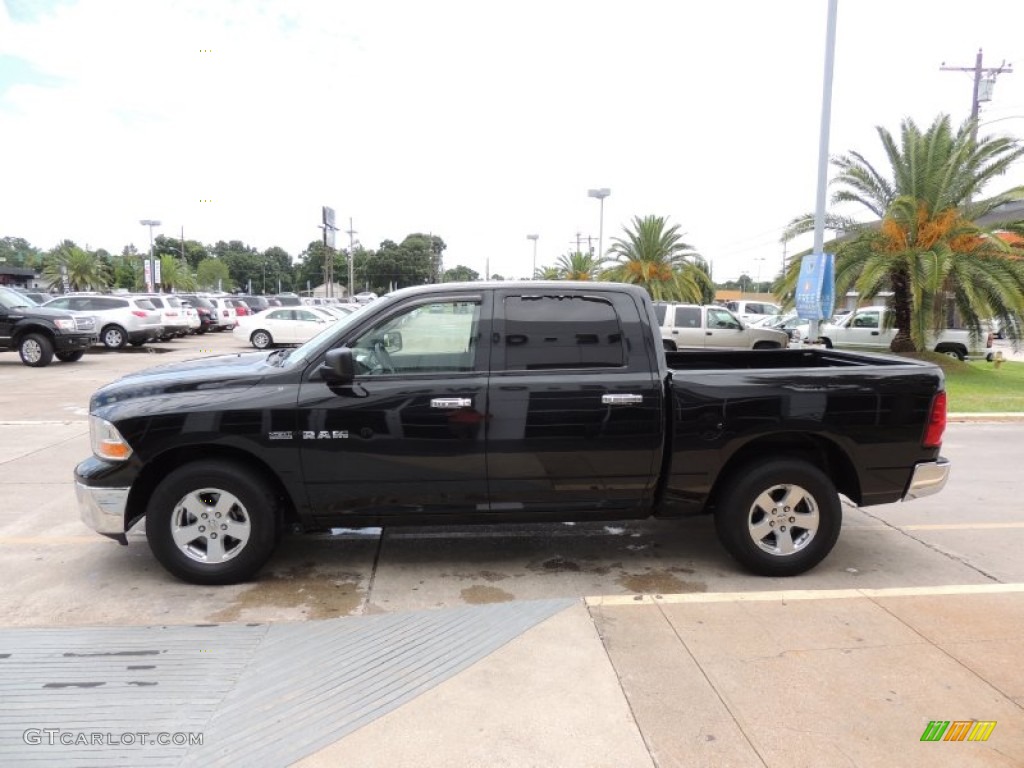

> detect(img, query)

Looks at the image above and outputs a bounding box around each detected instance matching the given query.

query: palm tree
[158,255,198,292]
[42,241,111,292]
[535,266,561,280]
[555,251,600,280]
[602,215,713,302]
[783,115,1024,351]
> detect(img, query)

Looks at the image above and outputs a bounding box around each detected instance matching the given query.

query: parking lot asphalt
[1,331,1023,766]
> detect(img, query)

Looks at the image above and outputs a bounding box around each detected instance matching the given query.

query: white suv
[43,295,164,349]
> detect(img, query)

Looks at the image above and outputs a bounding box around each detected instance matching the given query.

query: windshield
[269,300,378,368]
[0,286,36,310]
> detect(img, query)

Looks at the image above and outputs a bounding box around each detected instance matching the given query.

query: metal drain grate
[0,599,573,766]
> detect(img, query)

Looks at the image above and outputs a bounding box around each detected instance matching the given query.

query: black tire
[146,460,280,585]
[820,337,833,349]
[250,329,273,349]
[56,350,85,362]
[18,333,54,367]
[753,341,781,350]
[101,325,128,349]
[936,345,966,361]
[714,458,842,577]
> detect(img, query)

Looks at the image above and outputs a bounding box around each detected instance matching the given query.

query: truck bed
[665,347,932,370]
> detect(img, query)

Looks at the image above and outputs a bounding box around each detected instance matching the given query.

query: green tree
[443,264,480,282]
[158,255,197,292]
[602,215,713,302]
[536,266,561,280]
[41,241,111,292]
[0,236,42,268]
[196,258,231,291]
[358,238,432,293]
[783,114,1024,351]
[555,251,600,280]
[154,234,209,270]
[261,246,293,294]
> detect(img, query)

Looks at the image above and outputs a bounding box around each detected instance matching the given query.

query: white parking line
[585,583,1024,607]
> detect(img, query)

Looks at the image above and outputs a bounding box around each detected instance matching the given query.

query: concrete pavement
[2,332,1024,766]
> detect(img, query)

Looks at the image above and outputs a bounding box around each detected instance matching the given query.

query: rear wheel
[19,333,54,367]
[101,325,127,349]
[146,460,280,585]
[936,345,966,361]
[714,458,842,576]
[56,350,85,362]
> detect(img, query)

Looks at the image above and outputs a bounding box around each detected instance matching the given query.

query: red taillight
[923,391,947,448]
[131,310,147,318]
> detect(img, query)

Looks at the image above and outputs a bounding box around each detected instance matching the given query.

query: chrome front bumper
[903,458,951,501]
[76,482,129,537]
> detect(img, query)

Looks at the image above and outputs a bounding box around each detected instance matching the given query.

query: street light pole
[526,234,539,279]
[587,188,611,262]
[139,219,161,291]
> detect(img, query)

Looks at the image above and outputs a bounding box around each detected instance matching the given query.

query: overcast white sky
[2,0,1023,284]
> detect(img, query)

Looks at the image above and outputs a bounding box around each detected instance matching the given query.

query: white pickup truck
[820,306,993,361]
[654,303,789,351]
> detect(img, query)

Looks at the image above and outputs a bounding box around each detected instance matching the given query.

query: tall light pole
[526,234,539,279]
[139,219,160,291]
[587,188,611,262]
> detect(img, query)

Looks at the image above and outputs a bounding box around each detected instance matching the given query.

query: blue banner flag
[795,253,835,321]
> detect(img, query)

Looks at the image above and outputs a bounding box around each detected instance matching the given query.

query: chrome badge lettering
[268,431,293,440]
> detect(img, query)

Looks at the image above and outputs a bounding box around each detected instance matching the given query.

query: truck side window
[852,312,879,329]
[674,306,701,328]
[349,300,481,375]
[502,295,625,370]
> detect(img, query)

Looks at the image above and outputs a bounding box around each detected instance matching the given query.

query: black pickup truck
[75,282,950,584]
[0,286,97,366]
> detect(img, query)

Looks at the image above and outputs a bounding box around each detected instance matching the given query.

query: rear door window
[500,294,625,370]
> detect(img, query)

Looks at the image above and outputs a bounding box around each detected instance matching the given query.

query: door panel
[486,289,663,515]
[297,295,491,521]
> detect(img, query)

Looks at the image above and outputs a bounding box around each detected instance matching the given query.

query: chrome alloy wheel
[746,483,820,557]
[170,488,252,564]
[21,338,43,364]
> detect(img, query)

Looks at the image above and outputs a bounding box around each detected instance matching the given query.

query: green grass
[899,352,1024,412]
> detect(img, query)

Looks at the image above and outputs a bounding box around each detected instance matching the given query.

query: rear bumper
[902,458,950,501]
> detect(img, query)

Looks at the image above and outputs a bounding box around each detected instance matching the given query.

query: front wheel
[56,350,85,362]
[714,458,842,576]
[145,460,280,585]
[19,333,54,367]
[250,329,273,349]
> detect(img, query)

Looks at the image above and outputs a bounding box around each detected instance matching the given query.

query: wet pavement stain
[209,565,365,622]
[460,585,516,604]
[533,557,581,573]
[617,569,707,595]
[439,570,510,582]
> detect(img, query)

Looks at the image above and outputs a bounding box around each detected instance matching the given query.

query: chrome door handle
[431,397,472,409]
[602,394,643,406]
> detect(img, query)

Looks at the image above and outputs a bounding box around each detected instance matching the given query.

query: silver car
[43,295,164,349]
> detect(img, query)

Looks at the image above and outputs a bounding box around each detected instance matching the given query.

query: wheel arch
[12,323,56,346]
[707,432,861,510]
[124,445,301,532]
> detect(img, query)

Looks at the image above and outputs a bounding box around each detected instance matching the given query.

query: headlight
[90,416,133,461]
[54,318,76,331]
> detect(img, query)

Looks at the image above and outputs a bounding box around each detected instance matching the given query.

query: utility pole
[346,218,357,298]
[941,49,1014,139]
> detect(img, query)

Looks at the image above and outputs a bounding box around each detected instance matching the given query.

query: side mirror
[321,347,355,384]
